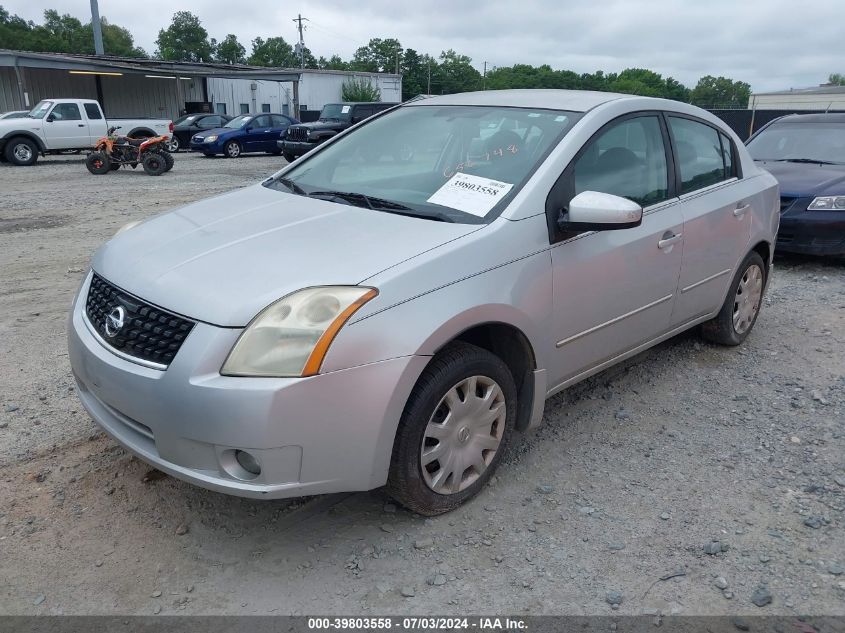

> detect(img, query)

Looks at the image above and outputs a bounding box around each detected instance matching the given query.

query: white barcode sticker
[427,173,514,217]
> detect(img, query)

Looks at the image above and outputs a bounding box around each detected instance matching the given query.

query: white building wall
[749,93,845,110]
[205,71,402,118]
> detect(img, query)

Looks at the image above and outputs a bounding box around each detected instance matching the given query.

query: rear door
[42,102,89,149]
[82,102,107,144]
[666,115,753,326]
[547,113,684,386]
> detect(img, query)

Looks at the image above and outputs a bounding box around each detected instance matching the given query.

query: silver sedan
[68,90,779,515]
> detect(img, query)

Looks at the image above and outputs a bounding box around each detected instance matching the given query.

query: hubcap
[732,263,763,335]
[421,375,506,495]
[227,143,240,157]
[13,143,32,162]
[166,137,179,152]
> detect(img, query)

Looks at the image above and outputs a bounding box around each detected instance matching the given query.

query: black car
[747,113,845,256]
[279,102,398,161]
[168,113,233,152]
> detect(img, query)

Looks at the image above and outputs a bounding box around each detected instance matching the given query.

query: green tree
[318,54,349,71]
[350,37,403,73]
[437,49,481,94]
[828,73,845,86]
[690,75,751,108]
[248,36,296,67]
[214,34,245,64]
[341,77,381,101]
[155,11,214,62]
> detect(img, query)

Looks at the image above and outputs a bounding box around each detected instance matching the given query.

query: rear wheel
[164,136,180,152]
[85,151,111,175]
[4,136,38,166]
[224,140,241,158]
[159,150,174,171]
[387,342,517,516]
[141,152,166,176]
[701,251,766,346]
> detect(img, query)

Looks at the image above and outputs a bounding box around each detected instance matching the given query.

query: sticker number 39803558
[426,173,514,217]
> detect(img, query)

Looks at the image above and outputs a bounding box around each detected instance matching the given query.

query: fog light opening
[235,450,261,476]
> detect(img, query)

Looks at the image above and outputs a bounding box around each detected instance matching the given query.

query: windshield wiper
[774,158,841,165]
[308,190,454,222]
[271,176,308,196]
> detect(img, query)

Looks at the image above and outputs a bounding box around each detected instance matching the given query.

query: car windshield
[266,105,582,223]
[28,101,53,119]
[174,114,197,125]
[225,115,252,129]
[318,104,351,121]
[747,121,845,165]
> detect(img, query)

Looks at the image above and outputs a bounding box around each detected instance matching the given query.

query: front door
[244,114,275,152]
[548,114,684,387]
[42,102,90,149]
[665,116,753,325]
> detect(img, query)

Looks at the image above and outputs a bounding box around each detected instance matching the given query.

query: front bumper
[777,206,845,256]
[68,272,427,499]
[189,140,221,154]
[278,140,317,157]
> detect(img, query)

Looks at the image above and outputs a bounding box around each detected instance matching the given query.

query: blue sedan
[190,113,299,158]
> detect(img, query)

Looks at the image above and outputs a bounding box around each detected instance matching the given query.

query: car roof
[411,89,634,113]
[770,113,845,124]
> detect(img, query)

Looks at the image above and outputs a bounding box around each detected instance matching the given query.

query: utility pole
[483,61,487,90]
[427,58,431,94]
[90,0,104,56]
[292,14,308,68]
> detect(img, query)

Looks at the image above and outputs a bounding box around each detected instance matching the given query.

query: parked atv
[86,126,174,176]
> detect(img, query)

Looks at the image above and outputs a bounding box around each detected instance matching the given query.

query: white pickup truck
[0,98,173,166]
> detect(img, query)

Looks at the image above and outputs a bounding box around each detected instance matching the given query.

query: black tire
[159,150,174,172]
[141,152,166,176]
[224,140,241,158]
[387,342,517,516]
[701,251,767,346]
[85,151,111,175]
[283,152,296,163]
[267,149,283,155]
[4,136,38,166]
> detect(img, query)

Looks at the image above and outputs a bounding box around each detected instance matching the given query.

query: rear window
[84,103,102,120]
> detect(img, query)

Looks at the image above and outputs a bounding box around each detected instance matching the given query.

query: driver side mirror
[46,114,55,123]
[557,191,643,232]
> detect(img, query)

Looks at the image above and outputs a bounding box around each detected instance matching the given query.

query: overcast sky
[4,0,843,92]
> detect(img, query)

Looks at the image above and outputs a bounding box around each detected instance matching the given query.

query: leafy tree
[351,37,402,73]
[436,49,481,94]
[690,75,751,108]
[318,54,350,71]
[341,77,380,101]
[828,73,845,86]
[155,11,214,62]
[248,36,296,67]
[215,33,245,64]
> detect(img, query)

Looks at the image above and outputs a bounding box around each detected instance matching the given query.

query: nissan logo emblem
[104,305,126,338]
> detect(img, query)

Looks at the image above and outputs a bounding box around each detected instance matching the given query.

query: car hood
[755,160,845,196]
[191,126,236,139]
[92,184,480,326]
[0,117,40,134]
[292,120,347,132]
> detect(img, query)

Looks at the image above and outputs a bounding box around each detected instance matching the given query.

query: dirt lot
[0,153,843,616]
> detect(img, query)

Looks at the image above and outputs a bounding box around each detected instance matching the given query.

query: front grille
[287,127,308,142]
[780,196,797,214]
[85,273,195,368]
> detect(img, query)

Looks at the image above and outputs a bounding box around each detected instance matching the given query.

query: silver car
[68,90,779,515]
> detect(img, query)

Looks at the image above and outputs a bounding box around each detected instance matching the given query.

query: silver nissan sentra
[68,90,779,515]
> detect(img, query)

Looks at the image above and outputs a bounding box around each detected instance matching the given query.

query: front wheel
[387,342,517,516]
[283,152,297,163]
[159,150,174,172]
[224,140,241,158]
[85,151,111,175]
[701,251,766,346]
[4,136,38,166]
[141,152,166,176]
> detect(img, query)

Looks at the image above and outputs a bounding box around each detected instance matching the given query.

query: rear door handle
[658,232,683,249]
[77,124,85,127]
[733,203,750,217]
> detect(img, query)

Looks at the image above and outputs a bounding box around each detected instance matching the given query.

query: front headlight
[221,286,378,378]
[808,196,845,210]
[205,135,218,143]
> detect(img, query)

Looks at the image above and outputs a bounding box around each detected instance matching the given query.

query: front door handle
[658,232,683,249]
[77,124,85,127]
[733,203,750,217]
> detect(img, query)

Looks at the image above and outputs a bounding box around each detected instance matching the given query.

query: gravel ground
[0,153,843,616]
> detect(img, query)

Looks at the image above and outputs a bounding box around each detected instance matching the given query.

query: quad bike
[86,126,174,176]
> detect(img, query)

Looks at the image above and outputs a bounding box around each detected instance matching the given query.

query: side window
[668,117,728,194]
[720,132,736,179]
[354,106,374,120]
[202,115,222,127]
[51,103,82,121]
[83,103,102,120]
[252,115,271,128]
[270,115,288,128]
[573,116,669,207]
